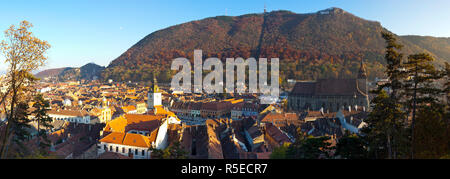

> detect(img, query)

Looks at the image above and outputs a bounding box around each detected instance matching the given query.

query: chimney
[354,105,358,111]
[348,106,351,112]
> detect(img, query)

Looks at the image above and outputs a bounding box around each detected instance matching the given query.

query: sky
[0,0,449,72]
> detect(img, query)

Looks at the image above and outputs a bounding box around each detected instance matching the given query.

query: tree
[334,133,367,159]
[0,21,51,158]
[362,90,408,159]
[150,142,189,159]
[413,103,449,158]
[272,128,332,159]
[402,53,443,158]
[270,142,291,159]
[368,32,408,159]
[287,136,332,159]
[32,94,53,155]
[7,102,32,158]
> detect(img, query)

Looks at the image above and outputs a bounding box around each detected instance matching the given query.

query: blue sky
[0,0,449,72]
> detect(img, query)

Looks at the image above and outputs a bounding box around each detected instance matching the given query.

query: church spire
[151,72,160,93]
[358,60,367,79]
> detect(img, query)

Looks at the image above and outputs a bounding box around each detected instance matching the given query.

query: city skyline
[1,0,449,72]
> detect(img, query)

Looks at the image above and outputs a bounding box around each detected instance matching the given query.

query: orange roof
[125,95,138,100]
[224,98,244,104]
[262,113,299,123]
[148,129,159,142]
[100,132,156,148]
[104,114,164,133]
[122,133,152,148]
[99,132,126,144]
[104,116,128,133]
[150,105,178,118]
[122,105,136,112]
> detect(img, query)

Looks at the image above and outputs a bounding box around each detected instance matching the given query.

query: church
[288,61,369,112]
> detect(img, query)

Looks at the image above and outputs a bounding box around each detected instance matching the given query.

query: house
[264,123,291,149]
[136,101,148,114]
[200,101,232,119]
[261,112,299,127]
[231,102,259,120]
[48,109,93,125]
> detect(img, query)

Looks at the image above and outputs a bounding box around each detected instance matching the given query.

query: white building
[48,109,93,125]
[97,112,181,159]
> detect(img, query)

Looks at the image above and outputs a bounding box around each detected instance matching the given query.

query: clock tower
[148,74,162,109]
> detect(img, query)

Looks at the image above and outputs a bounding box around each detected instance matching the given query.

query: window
[104,145,107,150]
[129,148,132,154]
[142,150,145,156]
[116,147,119,152]
[135,149,138,155]
[122,148,125,153]
[109,146,112,151]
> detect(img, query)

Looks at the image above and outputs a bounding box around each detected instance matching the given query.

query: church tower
[358,60,367,79]
[148,73,162,109]
[357,60,369,110]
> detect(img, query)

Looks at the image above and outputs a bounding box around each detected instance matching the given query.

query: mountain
[103,7,449,82]
[35,67,71,79]
[35,63,105,81]
[400,35,450,63]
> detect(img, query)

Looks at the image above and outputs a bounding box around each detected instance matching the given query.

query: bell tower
[148,73,162,109]
[357,60,369,110]
[358,60,367,79]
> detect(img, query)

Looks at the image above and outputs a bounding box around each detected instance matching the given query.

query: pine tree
[362,90,407,159]
[32,94,53,155]
[6,102,32,158]
[413,103,449,158]
[402,53,443,158]
[370,32,408,159]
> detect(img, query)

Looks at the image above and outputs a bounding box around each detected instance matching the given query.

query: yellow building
[136,101,147,114]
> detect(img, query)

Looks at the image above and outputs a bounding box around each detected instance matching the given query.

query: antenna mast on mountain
[264,4,267,14]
